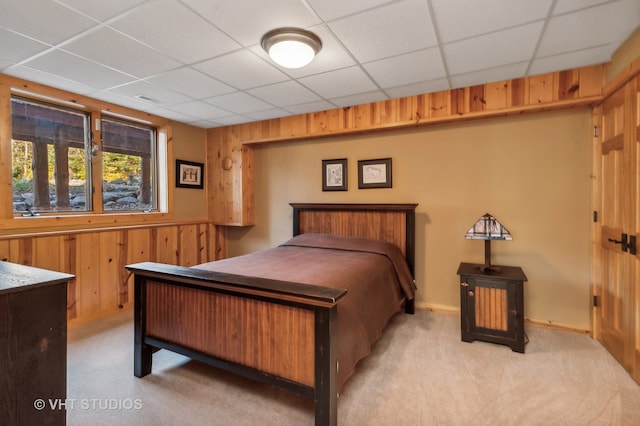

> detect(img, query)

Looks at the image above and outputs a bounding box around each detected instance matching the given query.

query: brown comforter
[192,233,416,389]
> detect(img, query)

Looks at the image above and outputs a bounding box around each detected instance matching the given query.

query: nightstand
[457,262,527,353]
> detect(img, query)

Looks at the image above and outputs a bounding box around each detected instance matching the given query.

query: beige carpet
[66,309,640,425]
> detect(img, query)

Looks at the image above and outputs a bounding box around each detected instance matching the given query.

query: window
[11,96,161,215]
[101,117,156,212]
[11,96,91,213]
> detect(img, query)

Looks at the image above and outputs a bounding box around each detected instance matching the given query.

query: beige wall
[227,109,593,330]
[172,122,207,221]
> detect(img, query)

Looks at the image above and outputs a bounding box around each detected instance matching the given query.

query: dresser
[0,261,73,426]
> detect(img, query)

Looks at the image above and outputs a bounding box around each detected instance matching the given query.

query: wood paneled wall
[0,222,226,325]
[208,65,605,225]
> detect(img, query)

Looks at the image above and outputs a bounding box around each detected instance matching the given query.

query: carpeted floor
[66,309,640,425]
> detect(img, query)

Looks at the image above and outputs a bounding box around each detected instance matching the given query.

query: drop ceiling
[1,0,638,128]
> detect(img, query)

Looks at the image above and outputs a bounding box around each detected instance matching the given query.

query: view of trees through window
[11,97,157,214]
[101,118,156,212]
[11,97,91,213]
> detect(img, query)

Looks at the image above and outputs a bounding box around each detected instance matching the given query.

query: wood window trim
[0,75,175,234]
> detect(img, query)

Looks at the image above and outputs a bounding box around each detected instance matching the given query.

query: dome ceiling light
[261,27,322,69]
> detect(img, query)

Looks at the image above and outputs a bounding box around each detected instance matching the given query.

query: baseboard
[415,302,592,336]
[415,302,460,315]
[525,317,592,336]
[67,304,133,329]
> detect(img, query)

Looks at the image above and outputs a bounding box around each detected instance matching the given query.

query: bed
[125,203,418,425]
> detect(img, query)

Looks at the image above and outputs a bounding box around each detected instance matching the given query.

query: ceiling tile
[204,92,272,114]
[327,0,437,63]
[306,0,392,21]
[528,45,614,76]
[363,47,445,89]
[3,65,97,95]
[106,80,192,106]
[0,0,96,44]
[0,29,50,65]
[246,108,291,121]
[248,80,322,107]
[186,119,223,128]
[194,50,289,90]
[444,22,543,75]
[431,0,552,43]
[147,68,235,100]
[450,62,529,89]
[23,50,135,89]
[0,59,13,69]
[552,0,613,15]
[283,100,337,115]
[90,90,161,112]
[299,66,378,99]
[170,100,232,120]
[62,27,181,79]
[384,78,450,100]
[328,90,388,108]
[182,0,321,46]
[538,1,640,57]
[212,115,255,126]
[145,106,200,123]
[56,0,149,22]
[109,0,240,64]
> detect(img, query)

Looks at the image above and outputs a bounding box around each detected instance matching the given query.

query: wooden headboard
[290,203,418,275]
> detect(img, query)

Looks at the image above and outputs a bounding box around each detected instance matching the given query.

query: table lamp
[465,213,512,272]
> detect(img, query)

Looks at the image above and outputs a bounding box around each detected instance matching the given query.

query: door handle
[607,233,637,255]
[629,235,637,255]
[607,234,627,250]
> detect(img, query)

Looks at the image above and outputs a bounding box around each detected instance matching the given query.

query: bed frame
[126,203,417,426]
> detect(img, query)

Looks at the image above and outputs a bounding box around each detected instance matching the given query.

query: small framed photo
[322,158,348,191]
[176,159,204,189]
[358,158,392,189]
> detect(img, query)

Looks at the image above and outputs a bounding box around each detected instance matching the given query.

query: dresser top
[0,261,74,295]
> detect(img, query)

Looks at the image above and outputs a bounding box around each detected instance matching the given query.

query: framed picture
[176,159,204,189]
[322,158,348,191]
[358,158,392,189]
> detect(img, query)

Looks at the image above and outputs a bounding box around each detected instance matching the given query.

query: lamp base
[478,264,501,273]
[479,240,501,272]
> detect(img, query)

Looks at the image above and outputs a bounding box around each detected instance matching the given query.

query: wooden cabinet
[0,262,73,426]
[457,262,527,353]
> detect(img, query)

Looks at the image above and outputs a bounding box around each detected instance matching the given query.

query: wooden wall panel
[99,231,120,311]
[529,74,553,104]
[154,226,178,265]
[127,229,150,264]
[0,221,221,324]
[76,232,100,319]
[33,236,60,272]
[178,224,199,266]
[484,82,509,111]
[208,65,605,225]
[0,240,9,261]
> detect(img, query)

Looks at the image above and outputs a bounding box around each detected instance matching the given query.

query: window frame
[0,75,174,234]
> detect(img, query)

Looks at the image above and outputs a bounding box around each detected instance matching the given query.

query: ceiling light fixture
[261,27,322,69]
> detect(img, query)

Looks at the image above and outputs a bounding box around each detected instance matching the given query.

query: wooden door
[595,76,638,383]
[633,76,640,384]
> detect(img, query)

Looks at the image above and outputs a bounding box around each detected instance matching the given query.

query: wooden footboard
[126,262,345,426]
